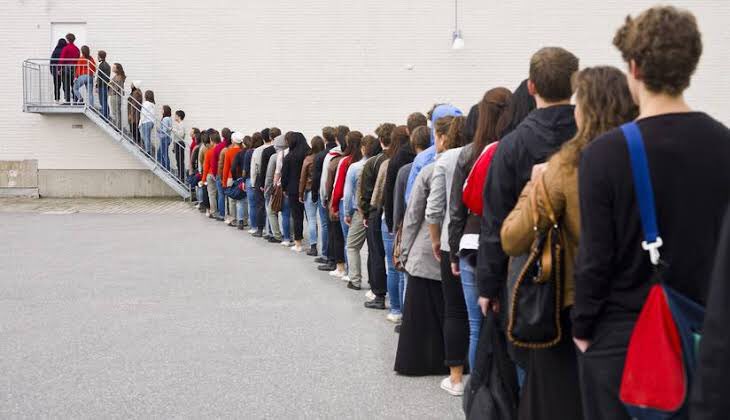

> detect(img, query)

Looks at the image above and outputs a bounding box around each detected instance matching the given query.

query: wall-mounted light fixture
[452,0,464,49]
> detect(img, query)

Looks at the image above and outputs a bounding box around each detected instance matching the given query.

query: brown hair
[410,126,430,152]
[444,116,467,150]
[98,50,107,60]
[472,87,513,165]
[112,63,126,80]
[162,105,171,118]
[322,127,336,144]
[144,90,155,103]
[375,123,396,148]
[269,127,282,139]
[388,125,410,157]
[361,135,377,158]
[406,112,428,133]
[529,47,579,102]
[243,135,252,149]
[209,131,221,144]
[435,116,454,137]
[335,125,350,147]
[80,45,92,60]
[221,128,232,142]
[310,135,325,155]
[344,131,363,161]
[613,6,702,96]
[251,132,264,148]
[560,66,639,169]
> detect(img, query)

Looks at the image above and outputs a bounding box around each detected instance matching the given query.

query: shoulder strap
[621,122,663,265]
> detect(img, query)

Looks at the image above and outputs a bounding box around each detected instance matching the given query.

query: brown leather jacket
[501,148,580,308]
[299,154,315,200]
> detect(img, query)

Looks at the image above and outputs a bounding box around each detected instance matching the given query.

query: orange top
[223,145,242,185]
[75,57,96,78]
[201,147,217,181]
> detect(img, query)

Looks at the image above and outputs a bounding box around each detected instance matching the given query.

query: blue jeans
[282,195,291,241]
[236,198,246,222]
[139,122,153,155]
[318,201,329,257]
[382,219,401,315]
[215,178,225,218]
[460,259,481,369]
[98,84,109,118]
[246,179,256,228]
[339,201,349,267]
[157,135,171,171]
[196,184,204,203]
[72,74,94,107]
[304,191,318,246]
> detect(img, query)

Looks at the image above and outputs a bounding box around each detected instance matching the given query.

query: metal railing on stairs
[22,58,191,199]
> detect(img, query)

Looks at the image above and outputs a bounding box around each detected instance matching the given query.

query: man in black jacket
[253,128,272,237]
[312,127,338,263]
[96,50,111,119]
[476,47,578,313]
[361,123,394,310]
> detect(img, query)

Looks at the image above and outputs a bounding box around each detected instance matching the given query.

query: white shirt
[139,101,156,125]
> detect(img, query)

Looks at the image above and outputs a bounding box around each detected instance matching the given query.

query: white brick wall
[2,0,729,170]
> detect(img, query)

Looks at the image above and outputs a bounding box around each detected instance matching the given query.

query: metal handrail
[22,58,189,195]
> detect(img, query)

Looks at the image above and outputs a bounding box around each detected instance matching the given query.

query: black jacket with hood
[384,143,416,232]
[281,132,311,197]
[476,105,576,298]
[310,141,337,203]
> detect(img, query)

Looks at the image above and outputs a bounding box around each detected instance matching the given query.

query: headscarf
[431,104,463,145]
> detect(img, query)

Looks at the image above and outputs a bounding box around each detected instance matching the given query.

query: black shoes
[237,221,245,230]
[394,324,401,334]
[252,230,263,238]
[347,281,361,290]
[306,245,318,256]
[317,263,336,271]
[268,237,282,243]
[364,296,386,310]
[314,256,328,264]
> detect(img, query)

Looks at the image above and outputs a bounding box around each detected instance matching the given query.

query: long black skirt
[518,309,584,420]
[394,275,450,376]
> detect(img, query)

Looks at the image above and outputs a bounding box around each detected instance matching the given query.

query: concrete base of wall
[38,169,178,198]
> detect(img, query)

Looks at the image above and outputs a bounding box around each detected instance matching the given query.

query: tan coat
[501,149,580,308]
[370,159,390,210]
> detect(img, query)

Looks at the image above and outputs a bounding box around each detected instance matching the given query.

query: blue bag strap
[621,122,663,265]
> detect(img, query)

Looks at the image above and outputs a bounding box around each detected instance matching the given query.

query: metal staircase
[22,58,190,199]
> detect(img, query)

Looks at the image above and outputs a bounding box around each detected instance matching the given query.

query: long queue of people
[50,34,188,178]
[93,5,730,419]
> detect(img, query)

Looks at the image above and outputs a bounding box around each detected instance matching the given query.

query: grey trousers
[206,174,218,215]
[266,193,281,239]
[346,211,367,285]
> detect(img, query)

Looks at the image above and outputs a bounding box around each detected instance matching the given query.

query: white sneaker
[386,312,403,323]
[291,245,303,252]
[440,377,465,396]
[248,228,257,234]
[280,240,291,246]
[328,269,345,278]
[365,290,376,301]
[341,275,350,282]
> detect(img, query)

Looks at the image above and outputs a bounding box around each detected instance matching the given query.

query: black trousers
[174,141,186,180]
[62,68,73,102]
[130,120,140,144]
[366,209,387,296]
[256,187,266,231]
[328,216,345,264]
[577,320,634,420]
[440,251,469,367]
[52,70,62,101]
[290,194,305,241]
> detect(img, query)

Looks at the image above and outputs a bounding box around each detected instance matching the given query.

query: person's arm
[299,158,310,201]
[404,155,422,204]
[476,142,516,301]
[448,148,470,264]
[400,169,430,264]
[572,146,616,340]
[383,158,399,232]
[343,166,356,218]
[425,162,447,260]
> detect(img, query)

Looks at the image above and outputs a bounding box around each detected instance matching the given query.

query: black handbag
[507,175,563,349]
[223,178,246,200]
[463,311,519,420]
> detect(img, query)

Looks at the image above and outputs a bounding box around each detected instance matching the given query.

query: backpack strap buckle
[641,237,663,266]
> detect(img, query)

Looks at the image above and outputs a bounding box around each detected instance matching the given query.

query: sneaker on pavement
[314,256,328,264]
[364,296,386,310]
[365,290,376,301]
[317,263,336,271]
[306,245,318,256]
[440,377,465,396]
[386,312,403,323]
[248,228,257,234]
[291,245,303,252]
[280,240,291,246]
[347,281,361,290]
[329,269,345,278]
[252,231,263,238]
[394,324,401,334]
[341,275,350,282]
[268,237,282,243]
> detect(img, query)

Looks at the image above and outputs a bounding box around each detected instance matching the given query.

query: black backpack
[463,312,519,420]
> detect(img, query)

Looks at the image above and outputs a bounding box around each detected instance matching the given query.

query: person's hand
[259,187,264,192]
[531,162,548,181]
[451,262,460,277]
[432,241,441,262]
[573,337,591,353]
[345,216,352,226]
[198,181,203,187]
[226,179,233,187]
[299,197,305,204]
[478,297,500,316]
[363,218,368,228]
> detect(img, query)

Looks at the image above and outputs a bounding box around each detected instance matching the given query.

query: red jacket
[59,43,80,62]
[210,142,226,177]
[74,57,96,78]
[330,155,353,214]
